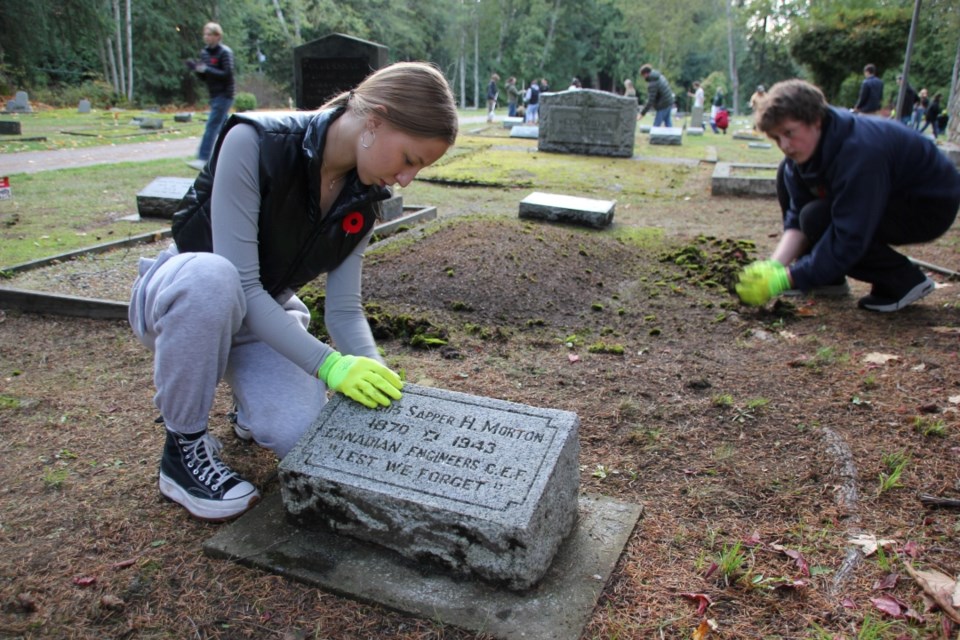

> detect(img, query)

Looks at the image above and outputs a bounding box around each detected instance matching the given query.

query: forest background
[1,0,959,131]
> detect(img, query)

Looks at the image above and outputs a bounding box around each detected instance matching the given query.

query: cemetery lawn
[1,120,960,639]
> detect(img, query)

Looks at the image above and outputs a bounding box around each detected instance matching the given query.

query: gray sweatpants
[129,246,326,458]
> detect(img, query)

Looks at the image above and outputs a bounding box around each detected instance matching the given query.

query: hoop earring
[360,129,375,149]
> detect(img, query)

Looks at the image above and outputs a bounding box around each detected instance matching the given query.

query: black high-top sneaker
[158,430,259,521]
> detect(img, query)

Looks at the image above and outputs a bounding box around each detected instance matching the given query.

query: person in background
[735,79,959,313]
[567,77,582,90]
[638,64,674,127]
[710,86,724,133]
[912,88,928,130]
[893,75,917,126]
[750,85,767,132]
[624,79,637,100]
[129,62,458,522]
[919,93,942,137]
[688,81,705,110]
[505,76,521,118]
[524,79,540,124]
[852,63,883,115]
[486,72,500,123]
[188,22,235,163]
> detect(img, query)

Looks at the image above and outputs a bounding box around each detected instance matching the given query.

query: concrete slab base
[711,161,777,197]
[204,492,642,640]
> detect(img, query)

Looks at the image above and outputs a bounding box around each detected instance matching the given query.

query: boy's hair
[755,79,829,134]
[203,22,223,36]
[864,63,876,75]
[322,61,458,145]
[639,64,653,76]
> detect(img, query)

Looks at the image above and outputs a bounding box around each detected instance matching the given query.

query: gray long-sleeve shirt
[210,123,380,376]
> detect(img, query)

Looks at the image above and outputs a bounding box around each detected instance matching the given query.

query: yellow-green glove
[317,352,403,409]
[735,260,791,306]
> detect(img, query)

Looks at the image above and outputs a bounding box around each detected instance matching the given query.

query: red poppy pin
[342,211,364,234]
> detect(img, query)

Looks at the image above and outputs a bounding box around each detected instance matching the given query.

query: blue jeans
[198,95,234,161]
[653,107,672,127]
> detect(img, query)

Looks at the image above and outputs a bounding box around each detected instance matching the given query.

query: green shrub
[234,92,257,112]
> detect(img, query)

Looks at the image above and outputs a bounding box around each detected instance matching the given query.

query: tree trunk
[113,0,126,98]
[125,0,133,101]
[725,0,740,114]
[949,35,960,144]
[105,37,120,96]
[458,24,466,110]
[473,9,479,109]
[272,0,292,44]
[540,0,562,70]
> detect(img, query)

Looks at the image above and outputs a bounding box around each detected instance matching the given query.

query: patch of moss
[588,342,625,355]
[660,235,755,293]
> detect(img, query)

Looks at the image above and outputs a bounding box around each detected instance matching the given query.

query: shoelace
[181,434,237,491]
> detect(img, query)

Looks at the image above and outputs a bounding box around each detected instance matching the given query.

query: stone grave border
[0,207,437,319]
[205,491,641,640]
[711,161,777,197]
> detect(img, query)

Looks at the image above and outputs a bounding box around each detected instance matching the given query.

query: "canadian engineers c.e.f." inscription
[279,383,580,591]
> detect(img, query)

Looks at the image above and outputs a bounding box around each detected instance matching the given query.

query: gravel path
[1,137,198,175]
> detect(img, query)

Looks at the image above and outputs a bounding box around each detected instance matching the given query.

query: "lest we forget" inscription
[279,383,580,591]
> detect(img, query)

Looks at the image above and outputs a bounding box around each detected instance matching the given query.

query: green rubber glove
[317,352,403,409]
[735,260,791,306]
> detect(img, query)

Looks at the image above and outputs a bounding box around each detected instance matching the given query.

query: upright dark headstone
[294,33,388,110]
[538,89,637,157]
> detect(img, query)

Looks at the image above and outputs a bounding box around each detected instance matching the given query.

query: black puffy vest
[172,109,389,296]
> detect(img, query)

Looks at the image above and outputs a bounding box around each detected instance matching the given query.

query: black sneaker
[159,431,260,521]
[857,276,935,312]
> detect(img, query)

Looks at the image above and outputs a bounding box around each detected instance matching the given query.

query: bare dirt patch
[2,184,960,639]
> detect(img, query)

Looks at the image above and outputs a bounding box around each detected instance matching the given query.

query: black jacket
[172,110,390,296]
[198,43,235,99]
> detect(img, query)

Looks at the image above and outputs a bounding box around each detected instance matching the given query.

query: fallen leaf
[100,594,124,609]
[691,618,718,640]
[848,534,897,556]
[703,561,719,579]
[902,540,920,558]
[841,597,858,609]
[948,395,960,405]
[870,594,925,623]
[73,576,97,587]
[111,558,137,570]
[911,568,957,604]
[680,592,713,615]
[863,352,899,364]
[873,573,899,590]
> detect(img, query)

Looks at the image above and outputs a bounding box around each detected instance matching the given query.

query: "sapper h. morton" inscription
[280,383,580,590]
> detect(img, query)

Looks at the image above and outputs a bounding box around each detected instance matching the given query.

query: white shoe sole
[158,472,259,522]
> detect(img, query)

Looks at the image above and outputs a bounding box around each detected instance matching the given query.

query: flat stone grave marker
[279,383,580,591]
[687,126,704,136]
[510,125,539,139]
[501,116,524,129]
[519,191,615,229]
[78,99,91,113]
[139,118,164,130]
[538,89,637,157]
[206,382,642,640]
[711,162,777,197]
[732,130,762,141]
[173,112,193,123]
[650,126,683,145]
[0,121,21,135]
[748,142,772,149]
[638,124,651,133]
[136,177,195,219]
[294,33,388,110]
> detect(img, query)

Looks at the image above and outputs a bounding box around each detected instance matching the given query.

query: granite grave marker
[538,89,636,157]
[519,191,615,229]
[294,33,388,110]
[5,91,31,113]
[78,99,91,113]
[279,383,580,591]
[136,177,195,219]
